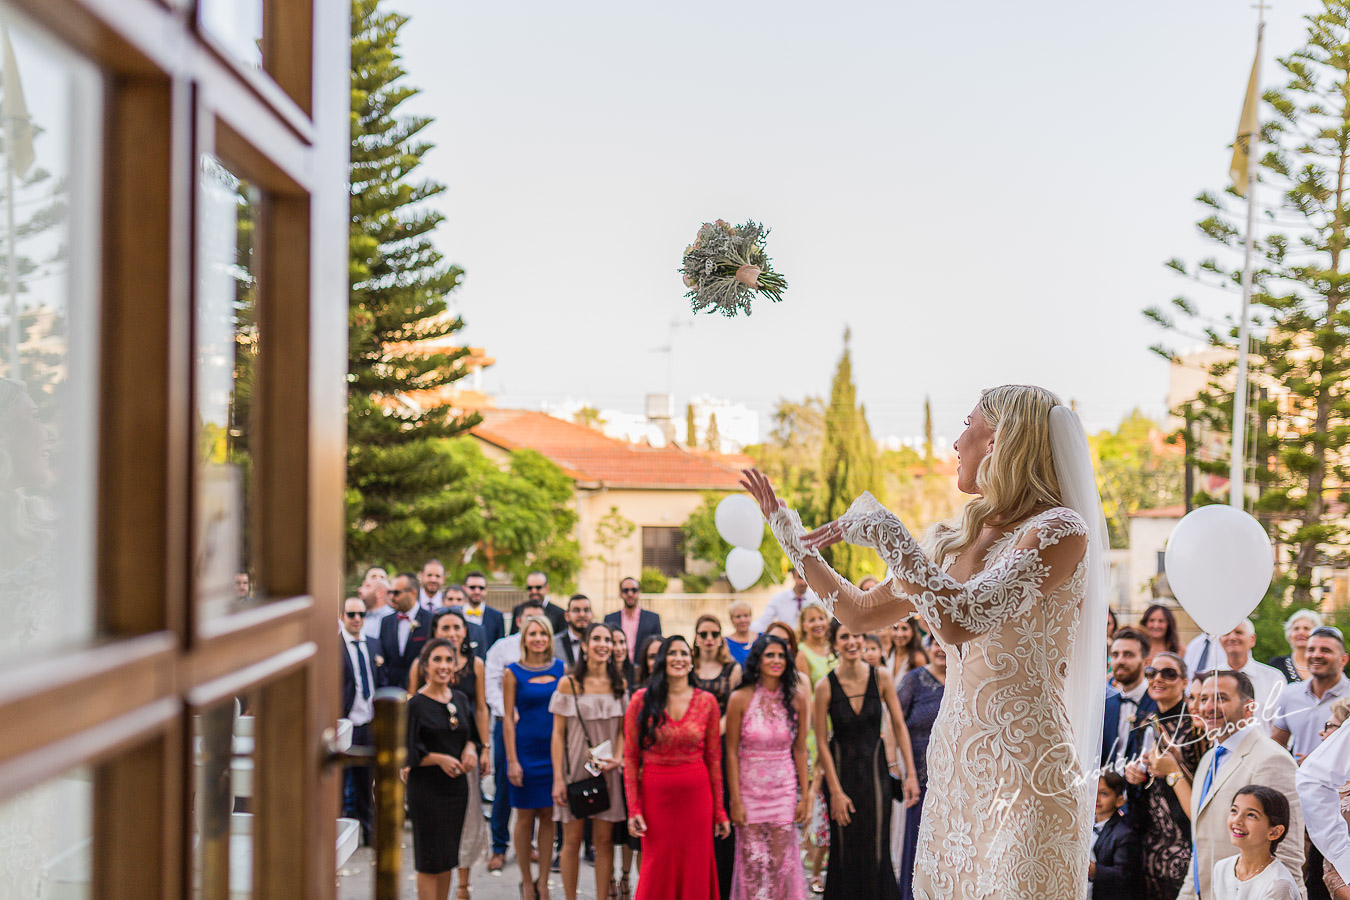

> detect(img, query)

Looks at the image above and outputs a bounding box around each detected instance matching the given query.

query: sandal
[457,883,470,900]
[810,876,825,894]
[619,875,632,900]
[488,854,505,874]
[536,875,551,900]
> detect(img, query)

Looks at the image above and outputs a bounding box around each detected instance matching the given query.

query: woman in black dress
[814,621,918,900]
[691,613,742,900]
[407,637,482,900]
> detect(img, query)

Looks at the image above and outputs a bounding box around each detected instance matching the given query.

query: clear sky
[396,0,1319,445]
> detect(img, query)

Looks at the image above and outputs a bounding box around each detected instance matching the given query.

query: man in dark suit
[460,571,507,654]
[1101,627,1158,767]
[554,594,593,667]
[340,597,377,844]
[605,576,662,663]
[510,570,566,636]
[375,572,435,689]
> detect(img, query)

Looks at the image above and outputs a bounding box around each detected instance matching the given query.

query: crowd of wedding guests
[339,560,1350,900]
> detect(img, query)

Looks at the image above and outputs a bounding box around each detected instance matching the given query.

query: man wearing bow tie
[340,597,377,844]
[374,572,434,690]
[1101,627,1157,767]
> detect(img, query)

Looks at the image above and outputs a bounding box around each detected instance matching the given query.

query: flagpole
[1231,13,1265,511]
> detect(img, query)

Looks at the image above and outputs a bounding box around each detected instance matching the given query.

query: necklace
[1235,855,1275,881]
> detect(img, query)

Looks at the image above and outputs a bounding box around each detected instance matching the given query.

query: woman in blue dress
[505,615,565,900]
[895,635,946,900]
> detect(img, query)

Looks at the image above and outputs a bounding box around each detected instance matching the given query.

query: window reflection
[0,8,102,660]
[192,692,259,899]
[0,766,92,898]
[199,0,264,70]
[196,157,259,621]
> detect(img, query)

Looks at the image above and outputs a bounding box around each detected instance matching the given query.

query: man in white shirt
[418,558,446,611]
[1215,618,1287,730]
[1176,670,1305,900]
[1273,626,1350,761]
[1297,712,1350,900]
[358,566,392,640]
[1184,631,1217,679]
[484,598,545,871]
[750,569,819,632]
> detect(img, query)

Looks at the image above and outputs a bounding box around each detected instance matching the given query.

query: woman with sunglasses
[691,614,743,900]
[1122,651,1210,900]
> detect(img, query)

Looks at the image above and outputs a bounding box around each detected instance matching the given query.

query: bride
[740,384,1107,900]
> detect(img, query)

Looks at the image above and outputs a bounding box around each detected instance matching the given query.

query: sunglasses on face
[344,611,366,619]
[1144,666,1181,682]
[388,589,408,596]
[620,587,639,595]
[526,585,545,592]
[697,630,721,640]
[1326,720,1343,732]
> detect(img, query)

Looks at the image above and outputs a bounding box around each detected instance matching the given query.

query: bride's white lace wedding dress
[770,492,1092,900]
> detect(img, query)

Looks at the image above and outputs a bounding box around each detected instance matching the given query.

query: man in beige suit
[1176,669,1305,900]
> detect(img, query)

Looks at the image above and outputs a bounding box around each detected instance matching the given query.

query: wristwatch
[1165,772,1180,787]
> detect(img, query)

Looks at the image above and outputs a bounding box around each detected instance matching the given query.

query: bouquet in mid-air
[679,219,787,317]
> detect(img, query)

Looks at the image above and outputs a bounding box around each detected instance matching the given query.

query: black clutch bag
[564,676,611,820]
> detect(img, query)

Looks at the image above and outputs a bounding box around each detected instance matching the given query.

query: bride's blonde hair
[927,385,1064,564]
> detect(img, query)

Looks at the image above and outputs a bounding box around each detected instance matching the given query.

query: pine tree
[686,402,697,447]
[1146,1,1350,605]
[347,0,478,574]
[818,329,883,581]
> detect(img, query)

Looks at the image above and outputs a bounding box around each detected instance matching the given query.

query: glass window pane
[199,0,263,70]
[196,156,260,621]
[0,8,103,661]
[192,692,259,899]
[0,766,92,898]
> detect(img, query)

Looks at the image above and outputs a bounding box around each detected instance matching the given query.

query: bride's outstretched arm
[740,469,915,632]
[834,492,1088,646]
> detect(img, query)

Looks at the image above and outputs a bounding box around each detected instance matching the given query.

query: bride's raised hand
[738,468,785,519]
[802,520,845,551]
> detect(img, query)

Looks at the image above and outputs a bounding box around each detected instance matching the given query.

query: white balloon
[725,547,765,591]
[715,494,764,550]
[1164,505,1274,637]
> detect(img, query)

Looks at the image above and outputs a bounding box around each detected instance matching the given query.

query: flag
[1229,33,1262,198]
[1,26,33,177]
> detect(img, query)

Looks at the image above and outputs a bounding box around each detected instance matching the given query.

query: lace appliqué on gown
[769,493,1092,900]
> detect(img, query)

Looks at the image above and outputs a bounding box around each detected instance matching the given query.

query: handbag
[565,676,612,820]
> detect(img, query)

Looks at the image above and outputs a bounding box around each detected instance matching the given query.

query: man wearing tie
[374,572,434,690]
[460,571,507,653]
[750,569,818,632]
[1175,670,1304,900]
[1101,627,1158,767]
[340,597,377,845]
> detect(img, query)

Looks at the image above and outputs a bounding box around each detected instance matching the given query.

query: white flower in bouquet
[679,219,787,317]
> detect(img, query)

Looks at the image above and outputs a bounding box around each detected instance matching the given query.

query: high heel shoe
[618,875,632,900]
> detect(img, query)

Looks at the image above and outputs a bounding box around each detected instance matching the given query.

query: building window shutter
[641,527,686,576]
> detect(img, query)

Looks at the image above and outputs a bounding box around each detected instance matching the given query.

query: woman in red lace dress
[625,635,732,900]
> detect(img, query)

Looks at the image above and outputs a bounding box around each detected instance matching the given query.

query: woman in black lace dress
[691,613,743,900]
[1122,651,1209,900]
[815,621,917,900]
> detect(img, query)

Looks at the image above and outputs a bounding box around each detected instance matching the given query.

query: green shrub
[681,572,711,594]
[639,567,669,594]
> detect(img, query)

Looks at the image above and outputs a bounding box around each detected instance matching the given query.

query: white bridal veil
[1048,405,1109,790]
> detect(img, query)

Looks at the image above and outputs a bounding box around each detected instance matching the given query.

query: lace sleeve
[701,692,728,824]
[839,492,1088,643]
[624,691,643,818]
[767,505,910,627]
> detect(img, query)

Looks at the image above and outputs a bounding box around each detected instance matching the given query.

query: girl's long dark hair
[431,609,473,660]
[570,622,626,698]
[637,635,691,750]
[634,634,664,685]
[740,634,798,733]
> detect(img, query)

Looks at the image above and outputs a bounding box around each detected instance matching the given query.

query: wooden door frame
[0,1,349,897]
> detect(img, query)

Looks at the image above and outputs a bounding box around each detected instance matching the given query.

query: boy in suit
[1089,771,1141,900]
[374,572,435,690]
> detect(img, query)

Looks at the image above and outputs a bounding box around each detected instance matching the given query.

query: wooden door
[0,0,350,897]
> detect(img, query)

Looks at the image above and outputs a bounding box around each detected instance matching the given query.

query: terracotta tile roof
[471,409,746,490]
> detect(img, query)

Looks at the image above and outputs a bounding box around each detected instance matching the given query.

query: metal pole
[1231,19,1264,511]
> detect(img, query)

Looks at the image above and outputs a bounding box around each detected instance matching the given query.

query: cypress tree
[347,0,478,573]
[818,329,883,581]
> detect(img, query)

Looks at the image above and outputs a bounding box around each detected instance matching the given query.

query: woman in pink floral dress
[726,634,811,900]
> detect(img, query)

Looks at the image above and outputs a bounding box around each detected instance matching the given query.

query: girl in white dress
[743,385,1109,900]
[1210,785,1302,900]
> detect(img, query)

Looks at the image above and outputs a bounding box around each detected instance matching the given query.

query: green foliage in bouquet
[679,219,787,317]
